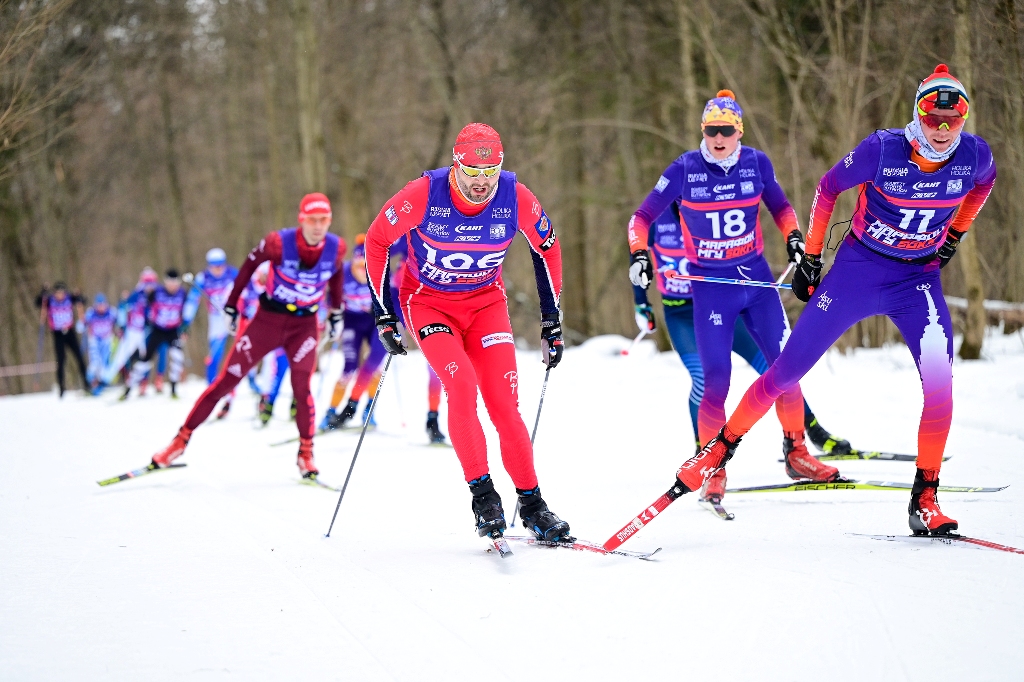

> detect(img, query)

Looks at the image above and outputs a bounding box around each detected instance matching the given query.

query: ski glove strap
[936,228,963,269]
[792,253,822,303]
[786,229,806,263]
[223,304,239,335]
[628,250,654,289]
[541,313,564,368]
[634,304,656,333]
[375,314,407,356]
[327,309,343,340]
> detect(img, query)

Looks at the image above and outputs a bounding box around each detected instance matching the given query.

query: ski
[726,478,1008,494]
[698,498,735,520]
[849,533,1024,556]
[488,530,513,558]
[603,482,686,550]
[298,474,339,492]
[97,463,187,487]
[505,535,661,560]
[779,450,951,463]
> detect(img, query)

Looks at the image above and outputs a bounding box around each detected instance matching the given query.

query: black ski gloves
[786,229,806,263]
[936,228,963,269]
[628,250,654,289]
[375,314,407,356]
[327,309,343,340]
[792,253,822,303]
[541,313,564,368]
[223,304,239,335]
[634,303,656,334]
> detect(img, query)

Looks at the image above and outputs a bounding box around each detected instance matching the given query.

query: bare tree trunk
[953,0,986,359]
[159,72,190,268]
[262,60,287,228]
[676,0,698,144]
[292,0,327,193]
[1001,0,1024,301]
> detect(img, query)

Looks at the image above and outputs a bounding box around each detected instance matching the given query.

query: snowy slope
[2,333,1023,681]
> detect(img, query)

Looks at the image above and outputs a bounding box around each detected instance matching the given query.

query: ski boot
[322,400,357,431]
[154,375,165,394]
[170,382,178,399]
[152,426,192,468]
[318,407,338,432]
[297,437,318,479]
[216,399,231,420]
[469,474,506,537]
[119,384,131,401]
[783,431,841,481]
[675,426,742,493]
[90,381,107,397]
[137,377,149,397]
[361,403,377,429]
[517,486,571,542]
[805,416,852,455]
[909,469,958,536]
[258,396,274,426]
[426,410,447,445]
[699,468,727,504]
[290,398,298,421]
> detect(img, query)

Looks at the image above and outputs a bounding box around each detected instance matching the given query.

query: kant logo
[913,181,941,191]
[713,184,735,193]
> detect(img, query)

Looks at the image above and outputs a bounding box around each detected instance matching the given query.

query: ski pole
[325,354,393,538]
[666,272,792,290]
[775,262,796,285]
[620,329,647,356]
[510,366,551,528]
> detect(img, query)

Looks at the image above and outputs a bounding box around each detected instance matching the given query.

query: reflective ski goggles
[920,113,965,131]
[702,124,738,138]
[456,159,502,178]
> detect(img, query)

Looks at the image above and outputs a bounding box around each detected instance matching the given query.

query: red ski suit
[183,232,345,439]
[365,169,562,489]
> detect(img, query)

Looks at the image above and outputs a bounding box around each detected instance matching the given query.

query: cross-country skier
[149,193,346,480]
[121,269,190,400]
[321,234,387,431]
[40,282,88,396]
[97,269,159,394]
[84,293,117,389]
[633,201,857,456]
[669,65,995,536]
[628,90,840,503]
[364,122,571,542]
[184,247,240,417]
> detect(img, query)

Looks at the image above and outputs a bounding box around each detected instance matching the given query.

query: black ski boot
[805,415,852,455]
[426,410,447,445]
[517,486,571,542]
[324,400,357,431]
[469,474,506,537]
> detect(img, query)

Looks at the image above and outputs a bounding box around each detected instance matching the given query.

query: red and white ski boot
[909,469,958,536]
[152,426,192,468]
[700,468,727,504]
[783,431,840,481]
[297,437,319,479]
[676,427,742,493]
[154,375,165,394]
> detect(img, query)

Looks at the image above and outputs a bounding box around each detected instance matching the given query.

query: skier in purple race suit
[673,64,995,536]
[628,90,842,505]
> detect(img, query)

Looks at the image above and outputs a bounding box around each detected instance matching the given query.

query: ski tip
[640,548,663,561]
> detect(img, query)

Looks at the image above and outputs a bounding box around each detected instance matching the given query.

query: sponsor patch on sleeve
[385,206,399,225]
[654,175,670,193]
[539,230,557,251]
[534,212,552,237]
[481,332,515,348]
[419,323,453,340]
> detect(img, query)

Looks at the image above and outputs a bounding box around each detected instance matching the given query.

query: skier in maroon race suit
[150,194,346,480]
[363,122,572,542]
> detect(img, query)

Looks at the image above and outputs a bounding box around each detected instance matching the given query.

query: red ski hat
[298,193,332,220]
[452,123,503,167]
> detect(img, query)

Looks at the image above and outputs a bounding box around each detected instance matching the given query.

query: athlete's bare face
[921,109,961,152]
[351,258,367,283]
[703,127,742,161]
[299,214,332,245]
[208,264,226,278]
[164,278,181,294]
[454,164,500,204]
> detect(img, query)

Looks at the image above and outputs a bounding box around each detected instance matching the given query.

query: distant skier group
[75,62,992,544]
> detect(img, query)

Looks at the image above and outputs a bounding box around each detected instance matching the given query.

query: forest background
[2,0,1023,393]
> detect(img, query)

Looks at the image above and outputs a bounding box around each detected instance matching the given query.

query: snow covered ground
[2,331,1023,681]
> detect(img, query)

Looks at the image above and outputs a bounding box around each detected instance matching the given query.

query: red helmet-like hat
[452,123,503,167]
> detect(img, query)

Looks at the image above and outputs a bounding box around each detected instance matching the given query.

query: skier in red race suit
[150,194,346,481]
[363,122,572,542]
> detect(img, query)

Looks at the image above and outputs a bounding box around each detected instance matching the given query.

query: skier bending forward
[150,193,345,480]
[364,122,571,542]
[670,64,995,536]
